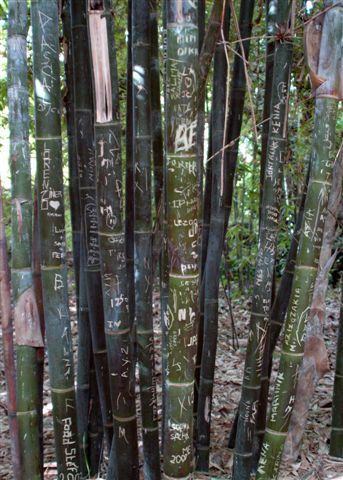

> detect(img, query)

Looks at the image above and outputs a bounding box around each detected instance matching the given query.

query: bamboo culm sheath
[31,0,81,477]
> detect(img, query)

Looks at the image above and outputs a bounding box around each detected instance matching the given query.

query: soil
[1,282,343,480]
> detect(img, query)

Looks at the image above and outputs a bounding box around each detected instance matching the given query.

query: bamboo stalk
[259,0,275,226]
[252,165,310,469]
[330,274,343,458]
[8,1,41,477]
[0,183,20,479]
[61,0,81,306]
[87,1,139,477]
[31,0,80,476]
[222,0,255,235]
[256,3,342,477]
[131,0,161,477]
[232,2,293,478]
[151,0,164,219]
[196,5,231,471]
[70,0,113,452]
[163,2,199,477]
[33,188,45,477]
[77,244,93,477]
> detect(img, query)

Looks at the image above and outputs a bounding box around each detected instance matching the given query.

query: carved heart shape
[49,200,60,210]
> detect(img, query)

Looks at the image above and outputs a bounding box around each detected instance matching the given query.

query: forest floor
[1,281,343,480]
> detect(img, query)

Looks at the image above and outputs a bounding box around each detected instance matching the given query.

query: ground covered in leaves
[1,283,343,479]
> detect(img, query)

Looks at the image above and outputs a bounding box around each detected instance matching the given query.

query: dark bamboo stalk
[87,354,104,476]
[131,1,161,477]
[259,0,275,226]
[196,5,231,471]
[0,183,20,479]
[31,0,80,476]
[257,4,342,476]
[330,274,343,458]
[87,1,139,477]
[223,0,256,235]
[76,243,93,477]
[232,2,293,478]
[33,188,45,477]
[61,0,81,305]
[163,2,199,477]
[70,0,113,452]
[126,0,136,341]
[151,0,164,218]
[8,1,41,477]
[197,0,225,108]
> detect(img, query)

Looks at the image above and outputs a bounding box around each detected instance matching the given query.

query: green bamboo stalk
[70,0,113,452]
[330,274,343,458]
[31,0,81,476]
[252,165,310,469]
[87,1,139,477]
[0,183,20,479]
[257,4,342,477]
[196,5,230,471]
[8,1,41,477]
[232,2,293,478]
[131,1,161,477]
[163,2,199,478]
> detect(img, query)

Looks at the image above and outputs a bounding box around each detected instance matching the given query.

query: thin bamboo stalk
[8,1,41,477]
[77,243,93,477]
[256,4,342,477]
[259,0,275,226]
[31,0,80,476]
[222,0,255,235]
[131,0,161,477]
[0,183,20,479]
[33,188,45,477]
[163,2,199,478]
[70,0,113,452]
[196,5,231,471]
[232,2,293,478]
[330,275,343,458]
[61,0,81,305]
[87,1,139,477]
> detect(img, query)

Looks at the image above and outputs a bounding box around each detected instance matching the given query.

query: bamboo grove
[0,0,342,479]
